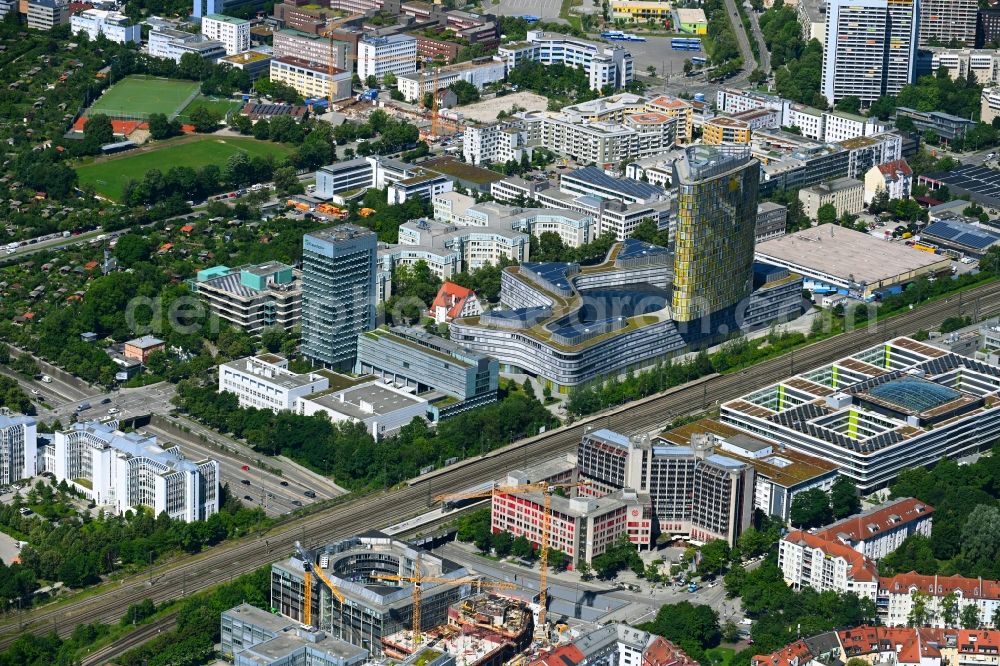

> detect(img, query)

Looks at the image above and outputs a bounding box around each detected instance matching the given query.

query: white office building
[357,35,417,82]
[295,380,429,441]
[70,9,140,44]
[51,420,219,522]
[201,14,250,56]
[219,354,330,412]
[497,30,634,91]
[0,415,37,485]
[821,0,918,105]
[396,58,505,103]
[149,28,226,63]
[463,122,533,166]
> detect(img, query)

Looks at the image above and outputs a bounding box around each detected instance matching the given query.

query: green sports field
[87,75,201,119]
[75,136,295,201]
[177,94,243,123]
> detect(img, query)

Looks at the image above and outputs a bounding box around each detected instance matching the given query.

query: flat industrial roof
[755,226,949,286]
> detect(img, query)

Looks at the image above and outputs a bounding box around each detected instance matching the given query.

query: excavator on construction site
[294,541,346,628]
[434,480,590,639]
[373,558,519,644]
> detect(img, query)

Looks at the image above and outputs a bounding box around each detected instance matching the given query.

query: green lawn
[87,75,200,119]
[706,647,735,666]
[75,136,295,201]
[177,95,243,123]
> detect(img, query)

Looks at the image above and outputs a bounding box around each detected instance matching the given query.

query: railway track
[79,614,178,666]
[2,283,997,650]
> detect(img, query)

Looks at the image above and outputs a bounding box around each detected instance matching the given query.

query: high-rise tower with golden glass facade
[671,146,759,329]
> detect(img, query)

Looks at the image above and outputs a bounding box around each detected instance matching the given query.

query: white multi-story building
[822,111,888,143]
[520,109,677,166]
[779,530,880,599]
[0,415,37,485]
[70,9,140,43]
[717,88,791,119]
[149,28,226,63]
[295,380,429,441]
[218,354,330,412]
[463,122,533,166]
[864,159,913,204]
[357,35,417,82]
[812,497,934,560]
[919,0,977,47]
[432,191,595,247]
[497,30,634,91]
[201,14,250,56]
[51,421,219,522]
[26,0,67,30]
[878,573,1000,628]
[396,58,505,103]
[929,48,1000,86]
[821,0,918,104]
[269,57,353,101]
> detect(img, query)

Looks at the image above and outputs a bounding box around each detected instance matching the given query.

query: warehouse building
[755,226,952,300]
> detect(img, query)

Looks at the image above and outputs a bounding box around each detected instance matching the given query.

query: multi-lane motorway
[1,281,998,648]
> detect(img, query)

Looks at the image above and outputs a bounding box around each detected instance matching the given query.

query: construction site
[381,594,534,666]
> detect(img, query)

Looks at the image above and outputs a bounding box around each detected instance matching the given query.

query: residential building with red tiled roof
[957,629,1000,666]
[878,573,1000,629]
[753,638,815,666]
[838,626,958,666]
[864,159,913,204]
[779,529,879,599]
[814,497,933,560]
[529,624,697,666]
[430,281,481,324]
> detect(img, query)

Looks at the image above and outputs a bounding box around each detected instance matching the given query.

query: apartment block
[193,262,302,335]
[201,14,250,55]
[272,28,347,68]
[51,420,219,522]
[358,34,417,81]
[26,0,67,30]
[462,122,533,166]
[703,116,751,145]
[928,48,1000,85]
[864,159,913,204]
[396,58,505,102]
[920,0,977,46]
[779,530,880,599]
[0,415,37,485]
[269,57,352,102]
[813,497,934,560]
[218,353,330,412]
[798,177,865,219]
[879,574,1000,628]
[70,9,140,43]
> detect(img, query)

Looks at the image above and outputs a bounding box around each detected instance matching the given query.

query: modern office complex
[149,28,226,63]
[575,429,756,546]
[49,420,219,522]
[356,326,499,416]
[821,0,918,104]
[301,225,378,371]
[449,239,686,391]
[273,28,348,67]
[201,14,250,55]
[271,533,471,654]
[432,192,595,248]
[720,337,1000,493]
[219,354,330,412]
[357,35,418,81]
[296,381,430,440]
[756,202,788,243]
[192,262,302,335]
[671,146,759,329]
[497,30,634,91]
[919,0,976,46]
[0,415,37,485]
[70,9,140,43]
[396,59,506,102]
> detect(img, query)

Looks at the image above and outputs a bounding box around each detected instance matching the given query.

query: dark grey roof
[563,166,664,200]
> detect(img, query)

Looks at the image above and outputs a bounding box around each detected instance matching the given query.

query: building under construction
[271,531,471,655]
[381,594,534,666]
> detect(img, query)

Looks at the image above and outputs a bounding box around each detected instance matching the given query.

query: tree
[84,113,115,148]
[147,113,180,140]
[578,560,593,580]
[790,488,832,528]
[960,504,1000,573]
[960,604,981,629]
[748,69,767,85]
[114,234,152,267]
[12,354,39,378]
[548,549,568,572]
[697,540,731,576]
[647,601,721,653]
[908,590,932,627]
[897,115,916,132]
[511,535,535,560]
[448,80,480,105]
[942,592,959,627]
[835,96,862,114]
[816,203,838,226]
[383,72,397,87]
[492,531,513,557]
[847,658,870,666]
[230,113,253,135]
[829,477,861,519]
[992,606,1000,630]
[724,565,748,598]
[189,106,222,133]
[366,75,378,88]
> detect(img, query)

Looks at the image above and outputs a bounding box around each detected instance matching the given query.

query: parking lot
[494,0,562,20]
[625,36,708,78]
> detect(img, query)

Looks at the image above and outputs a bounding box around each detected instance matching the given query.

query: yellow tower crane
[295,541,346,628]
[373,558,519,644]
[434,480,589,636]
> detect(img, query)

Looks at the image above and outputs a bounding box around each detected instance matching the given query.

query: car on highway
[303,490,316,498]
[101,398,111,404]
[291,500,303,506]
[244,495,254,501]
[107,408,120,415]
[241,464,250,471]
[76,402,91,412]
[30,389,39,395]
[280,480,289,486]
[241,479,251,485]
[41,375,52,383]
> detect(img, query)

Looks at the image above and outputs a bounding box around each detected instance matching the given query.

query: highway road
[724,0,757,74]
[2,281,999,647]
[744,3,771,74]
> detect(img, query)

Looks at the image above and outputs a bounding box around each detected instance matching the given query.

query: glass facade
[301,225,377,371]
[672,146,759,324]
